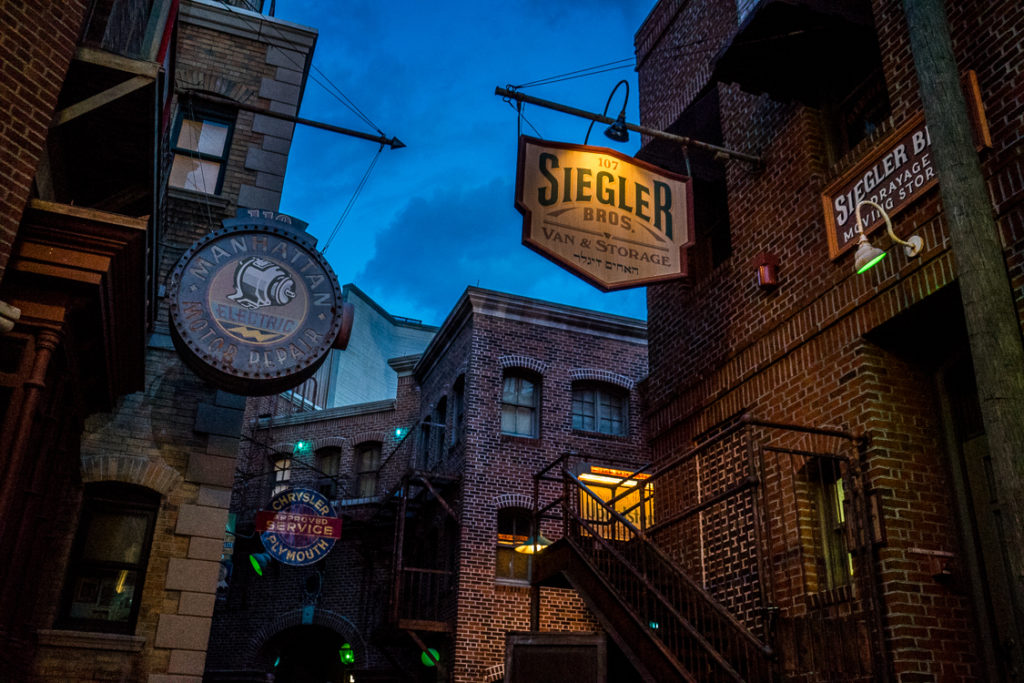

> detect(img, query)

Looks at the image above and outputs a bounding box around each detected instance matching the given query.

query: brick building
[0,0,317,679]
[205,286,649,682]
[523,0,1024,680]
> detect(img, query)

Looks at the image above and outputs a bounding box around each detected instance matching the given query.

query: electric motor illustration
[227,257,296,309]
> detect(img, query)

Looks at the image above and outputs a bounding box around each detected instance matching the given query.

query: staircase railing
[562,468,775,681]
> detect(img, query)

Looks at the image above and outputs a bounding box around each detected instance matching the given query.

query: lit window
[271,455,291,497]
[496,508,532,582]
[59,483,158,633]
[578,466,653,541]
[168,104,234,195]
[501,373,538,438]
[808,459,853,590]
[572,383,628,436]
[316,447,341,499]
[355,443,381,498]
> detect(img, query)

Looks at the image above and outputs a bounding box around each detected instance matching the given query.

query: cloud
[350,178,647,325]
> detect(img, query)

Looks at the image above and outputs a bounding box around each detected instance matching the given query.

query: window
[271,454,291,497]
[822,68,891,164]
[316,447,341,499]
[810,460,852,590]
[59,483,159,633]
[432,397,447,465]
[572,383,628,436]
[452,376,465,446]
[496,508,532,582]
[168,103,234,195]
[578,466,653,541]
[501,372,538,438]
[355,443,381,498]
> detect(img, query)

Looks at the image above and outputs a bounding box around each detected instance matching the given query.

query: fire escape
[525,416,888,682]
[366,416,462,673]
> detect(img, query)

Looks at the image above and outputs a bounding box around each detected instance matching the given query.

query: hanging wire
[505,96,543,139]
[320,144,385,253]
[213,0,384,134]
[513,57,635,89]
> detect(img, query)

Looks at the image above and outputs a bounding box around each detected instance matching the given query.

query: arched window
[316,447,341,499]
[270,453,291,497]
[59,482,159,633]
[572,382,628,436]
[501,371,539,438]
[452,375,466,446]
[496,507,532,583]
[355,442,381,498]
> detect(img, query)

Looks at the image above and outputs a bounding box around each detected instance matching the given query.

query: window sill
[807,583,853,608]
[37,628,146,652]
[167,185,230,209]
[570,429,631,441]
[494,578,531,590]
[500,433,538,442]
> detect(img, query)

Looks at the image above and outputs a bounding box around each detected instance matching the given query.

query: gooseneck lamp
[853,199,924,274]
[584,79,630,145]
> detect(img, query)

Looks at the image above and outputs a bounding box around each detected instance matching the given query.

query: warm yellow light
[579,473,639,487]
[115,570,128,594]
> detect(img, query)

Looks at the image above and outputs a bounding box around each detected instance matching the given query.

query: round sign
[167,219,343,395]
[257,488,341,566]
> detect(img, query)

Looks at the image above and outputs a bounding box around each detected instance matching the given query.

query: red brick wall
[0,0,88,279]
[637,0,1024,679]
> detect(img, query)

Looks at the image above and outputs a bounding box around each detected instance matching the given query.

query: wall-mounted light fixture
[853,200,924,274]
[754,252,780,289]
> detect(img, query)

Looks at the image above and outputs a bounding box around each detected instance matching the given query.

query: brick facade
[0,1,316,680]
[636,0,1024,680]
[206,287,649,682]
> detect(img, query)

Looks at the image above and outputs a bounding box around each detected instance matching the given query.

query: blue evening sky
[271,1,654,326]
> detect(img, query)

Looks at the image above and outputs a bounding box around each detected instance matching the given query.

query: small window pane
[501,374,538,437]
[68,568,139,624]
[80,512,148,563]
[176,119,229,156]
[169,156,221,194]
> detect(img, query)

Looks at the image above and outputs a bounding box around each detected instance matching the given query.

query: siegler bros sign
[515,137,693,291]
[167,209,346,395]
[822,114,937,259]
[256,488,341,566]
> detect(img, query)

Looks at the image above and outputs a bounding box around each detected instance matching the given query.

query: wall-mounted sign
[167,209,345,395]
[515,136,694,291]
[256,487,341,566]
[823,71,990,259]
[822,114,937,259]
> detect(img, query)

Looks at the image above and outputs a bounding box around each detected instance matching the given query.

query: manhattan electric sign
[515,137,693,291]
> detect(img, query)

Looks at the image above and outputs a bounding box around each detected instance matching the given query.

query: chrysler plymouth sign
[515,137,693,291]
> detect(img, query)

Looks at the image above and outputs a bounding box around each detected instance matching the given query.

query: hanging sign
[515,136,693,291]
[167,209,348,395]
[256,487,341,566]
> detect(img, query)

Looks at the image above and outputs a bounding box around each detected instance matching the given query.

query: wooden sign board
[515,137,694,291]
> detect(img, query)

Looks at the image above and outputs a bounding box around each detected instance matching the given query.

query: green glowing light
[394,427,406,439]
[421,647,439,667]
[648,620,660,630]
[249,552,270,576]
[293,440,313,455]
[856,251,887,274]
[339,643,355,665]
